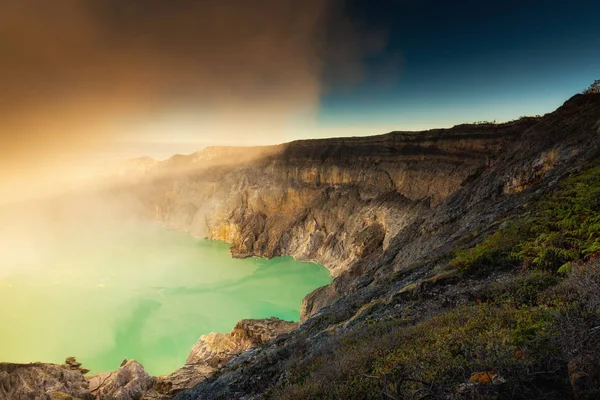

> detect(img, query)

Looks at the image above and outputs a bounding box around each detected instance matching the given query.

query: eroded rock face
[0,362,92,400]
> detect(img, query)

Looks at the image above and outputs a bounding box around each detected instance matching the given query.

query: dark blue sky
[317,0,600,134]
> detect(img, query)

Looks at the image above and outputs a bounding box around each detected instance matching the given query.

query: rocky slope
[170,93,600,398]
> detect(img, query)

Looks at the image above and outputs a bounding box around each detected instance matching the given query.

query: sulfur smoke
[0,0,391,204]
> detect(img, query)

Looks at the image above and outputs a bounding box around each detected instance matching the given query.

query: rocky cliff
[128,117,537,279]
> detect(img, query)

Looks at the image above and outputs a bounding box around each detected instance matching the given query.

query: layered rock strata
[129,118,536,279]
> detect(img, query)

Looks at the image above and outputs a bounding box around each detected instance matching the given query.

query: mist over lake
[0,220,330,376]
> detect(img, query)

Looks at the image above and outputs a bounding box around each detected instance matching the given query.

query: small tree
[584,80,600,94]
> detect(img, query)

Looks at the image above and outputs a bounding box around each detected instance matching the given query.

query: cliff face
[132,118,535,278]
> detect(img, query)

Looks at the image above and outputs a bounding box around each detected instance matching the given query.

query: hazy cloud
[0,0,396,202]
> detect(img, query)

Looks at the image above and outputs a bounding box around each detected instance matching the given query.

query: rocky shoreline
[0,318,297,400]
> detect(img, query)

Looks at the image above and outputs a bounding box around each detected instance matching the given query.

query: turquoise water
[0,221,330,375]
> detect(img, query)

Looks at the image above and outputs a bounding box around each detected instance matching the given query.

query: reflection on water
[0,221,330,375]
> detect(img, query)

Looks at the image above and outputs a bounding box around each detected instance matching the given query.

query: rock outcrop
[148,317,298,398]
[65,357,90,375]
[186,317,299,369]
[0,362,92,400]
[88,360,156,400]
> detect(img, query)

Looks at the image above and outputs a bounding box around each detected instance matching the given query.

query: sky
[0,0,599,202]
[319,0,600,132]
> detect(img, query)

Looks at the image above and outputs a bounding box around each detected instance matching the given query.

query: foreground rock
[0,362,92,400]
[186,317,299,369]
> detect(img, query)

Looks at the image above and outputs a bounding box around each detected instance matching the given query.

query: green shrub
[486,271,561,307]
[448,222,527,273]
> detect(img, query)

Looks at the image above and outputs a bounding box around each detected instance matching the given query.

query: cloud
[0,0,396,203]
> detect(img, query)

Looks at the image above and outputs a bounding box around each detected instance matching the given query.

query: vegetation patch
[448,222,527,274]
[485,270,560,307]
[276,299,565,399]
[449,160,600,274]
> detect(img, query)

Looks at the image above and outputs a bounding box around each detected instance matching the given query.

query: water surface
[0,221,330,375]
